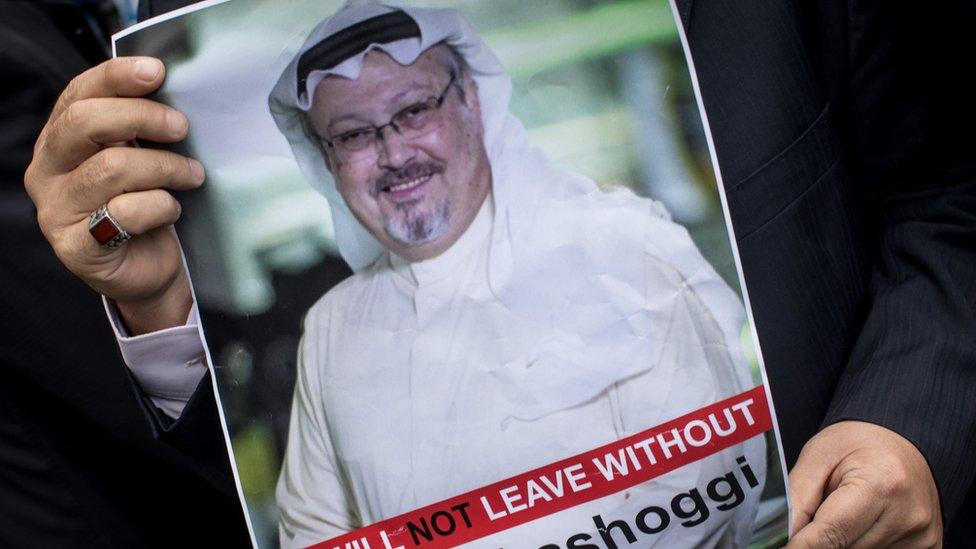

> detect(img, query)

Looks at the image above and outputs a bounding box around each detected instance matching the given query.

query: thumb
[787,439,837,536]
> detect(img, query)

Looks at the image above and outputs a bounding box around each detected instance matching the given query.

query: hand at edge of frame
[24,57,201,335]
[786,420,943,549]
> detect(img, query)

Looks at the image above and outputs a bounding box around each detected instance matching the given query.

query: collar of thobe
[389,193,494,288]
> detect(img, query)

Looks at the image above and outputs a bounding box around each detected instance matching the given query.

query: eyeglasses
[321,73,458,163]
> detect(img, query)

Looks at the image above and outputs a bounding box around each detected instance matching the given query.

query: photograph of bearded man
[266,3,766,547]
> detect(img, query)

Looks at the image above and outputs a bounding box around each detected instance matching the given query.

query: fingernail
[188,159,205,183]
[166,110,188,135]
[134,58,162,83]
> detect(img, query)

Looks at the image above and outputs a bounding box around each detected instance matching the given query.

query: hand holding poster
[113,1,790,547]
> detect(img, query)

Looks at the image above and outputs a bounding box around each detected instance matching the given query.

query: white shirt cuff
[103,297,208,420]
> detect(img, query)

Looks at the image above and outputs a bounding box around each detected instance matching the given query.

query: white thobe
[276,196,764,548]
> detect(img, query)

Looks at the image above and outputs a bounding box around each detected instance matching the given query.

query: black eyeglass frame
[321,72,459,153]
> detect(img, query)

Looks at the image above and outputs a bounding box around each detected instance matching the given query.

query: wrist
[116,270,194,335]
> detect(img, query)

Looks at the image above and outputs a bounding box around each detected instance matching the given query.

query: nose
[375,124,416,169]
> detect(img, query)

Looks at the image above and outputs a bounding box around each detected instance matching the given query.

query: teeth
[387,175,429,192]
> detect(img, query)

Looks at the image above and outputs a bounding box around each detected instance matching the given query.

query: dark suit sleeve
[820,1,976,524]
[129,370,241,497]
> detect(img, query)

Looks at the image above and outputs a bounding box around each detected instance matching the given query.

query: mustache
[372,161,446,195]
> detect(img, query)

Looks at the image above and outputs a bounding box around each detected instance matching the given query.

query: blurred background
[117,0,786,546]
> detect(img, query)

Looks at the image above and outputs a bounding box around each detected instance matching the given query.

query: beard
[382,197,451,246]
[374,160,451,246]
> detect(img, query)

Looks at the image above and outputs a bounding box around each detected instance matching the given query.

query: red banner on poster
[310,385,772,549]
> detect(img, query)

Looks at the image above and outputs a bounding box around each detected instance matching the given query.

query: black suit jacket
[677,0,976,543]
[0,1,249,546]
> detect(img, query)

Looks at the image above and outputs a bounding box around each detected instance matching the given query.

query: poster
[114,1,790,547]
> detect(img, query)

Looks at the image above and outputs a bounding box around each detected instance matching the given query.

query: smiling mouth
[374,160,446,197]
[384,174,431,193]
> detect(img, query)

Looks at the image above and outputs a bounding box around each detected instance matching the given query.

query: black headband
[296,10,421,98]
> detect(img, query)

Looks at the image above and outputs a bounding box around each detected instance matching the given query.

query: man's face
[308,47,491,262]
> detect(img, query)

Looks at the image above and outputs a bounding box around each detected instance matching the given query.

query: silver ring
[87,204,131,249]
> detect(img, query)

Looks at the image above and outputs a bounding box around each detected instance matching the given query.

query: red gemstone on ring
[89,216,120,245]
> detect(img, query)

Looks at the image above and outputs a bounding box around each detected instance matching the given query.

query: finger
[885,525,942,549]
[848,483,940,548]
[787,443,836,535]
[49,57,165,123]
[787,478,884,549]
[103,189,183,238]
[54,189,182,277]
[65,147,204,213]
[853,520,937,549]
[71,189,181,261]
[40,97,189,174]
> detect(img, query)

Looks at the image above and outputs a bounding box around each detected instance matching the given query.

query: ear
[323,148,336,172]
[314,138,336,172]
[302,112,336,172]
[460,74,480,112]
